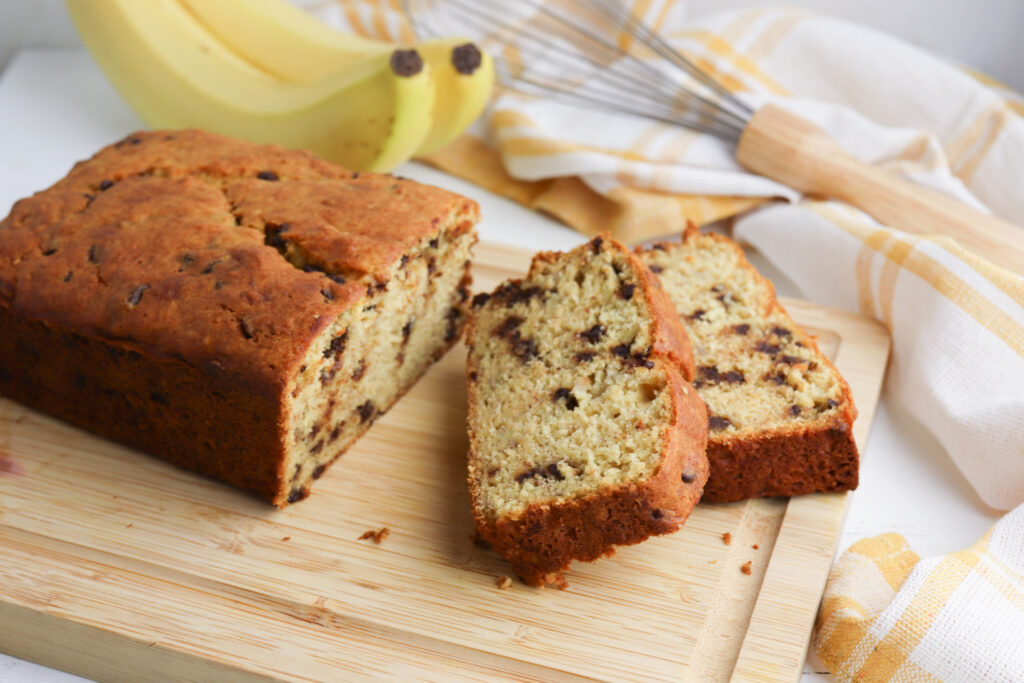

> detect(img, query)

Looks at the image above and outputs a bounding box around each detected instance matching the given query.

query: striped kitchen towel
[815,504,1024,682]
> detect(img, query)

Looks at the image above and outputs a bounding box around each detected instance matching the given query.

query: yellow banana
[177,0,494,154]
[66,0,435,172]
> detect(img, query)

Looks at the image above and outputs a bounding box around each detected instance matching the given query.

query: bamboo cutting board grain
[0,241,890,682]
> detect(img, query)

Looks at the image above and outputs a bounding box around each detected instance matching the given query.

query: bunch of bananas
[66,0,494,171]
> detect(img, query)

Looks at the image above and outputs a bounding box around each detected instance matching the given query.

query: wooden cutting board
[0,241,890,682]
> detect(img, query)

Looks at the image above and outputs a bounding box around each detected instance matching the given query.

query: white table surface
[0,49,1004,683]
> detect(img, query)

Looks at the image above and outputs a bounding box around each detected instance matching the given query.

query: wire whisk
[402,0,1024,273]
[403,0,753,142]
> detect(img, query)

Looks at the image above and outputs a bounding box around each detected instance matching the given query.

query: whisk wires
[403,0,753,142]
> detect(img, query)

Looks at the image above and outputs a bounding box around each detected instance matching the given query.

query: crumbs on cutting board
[496,576,513,590]
[752,544,759,550]
[722,532,732,545]
[741,561,753,575]
[359,527,391,544]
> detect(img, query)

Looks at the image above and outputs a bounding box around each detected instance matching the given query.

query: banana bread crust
[0,130,479,505]
[467,235,708,587]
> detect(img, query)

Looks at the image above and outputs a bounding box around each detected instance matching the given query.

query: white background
[4,0,1024,91]
[0,1,1017,681]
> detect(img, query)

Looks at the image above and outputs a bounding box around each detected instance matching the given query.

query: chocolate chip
[689,309,706,321]
[592,236,603,253]
[389,48,423,77]
[789,405,802,416]
[328,423,344,443]
[469,371,478,382]
[652,243,667,251]
[510,336,538,363]
[711,284,724,293]
[451,43,483,75]
[287,488,307,504]
[827,398,839,408]
[619,283,636,300]
[427,257,436,275]
[472,292,491,308]
[257,170,279,181]
[129,137,141,145]
[358,401,376,423]
[63,270,73,282]
[328,274,346,284]
[698,365,721,383]
[612,344,631,358]
[574,351,595,363]
[82,193,96,205]
[580,324,606,343]
[445,307,461,342]
[321,288,335,302]
[734,323,750,335]
[494,282,544,305]
[126,284,150,306]
[772,326,792,337]
[363,304,376,312]
[98,179,114,191]
[310,440,324,455]
[649,265,663,273]
[778,354,802,365]
[351,361,367,381]
[722,370,744,383]
[429,237,439,249]
[312,464,327,480]
[149,392,168,405]
[239,316,256,339]
[180,253,195,269]
[495,316,523,338]
[88,245,100,263]
[201,259,222,275]
[651,509,664,520]
[553,388,578,410]
[755,341,780,355]
[402,320,413,343]
[765,372,786,386]
[681,472,697,484]
[352,171,360,179]
[708,415,733,431]
[324,332,347,359]
[547,463,565,480]
[42,247,57,256]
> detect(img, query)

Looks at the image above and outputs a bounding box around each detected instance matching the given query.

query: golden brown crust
[0,130,479,504]
[466,234,708,587]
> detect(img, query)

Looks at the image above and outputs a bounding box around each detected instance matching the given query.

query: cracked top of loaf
[0,130,479,393]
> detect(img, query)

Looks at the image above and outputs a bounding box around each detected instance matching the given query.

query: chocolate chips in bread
[0,130,479,506]
[466,235,708,587]
[638,224,858,503]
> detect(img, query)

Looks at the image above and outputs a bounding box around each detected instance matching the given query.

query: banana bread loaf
[0,130,479,506]
[466,235,709,587]
[638,225,858,503]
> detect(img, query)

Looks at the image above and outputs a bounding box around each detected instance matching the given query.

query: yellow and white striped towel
[816,504,1024,682]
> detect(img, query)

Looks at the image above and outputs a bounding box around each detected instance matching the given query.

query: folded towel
[816,504,1024,682]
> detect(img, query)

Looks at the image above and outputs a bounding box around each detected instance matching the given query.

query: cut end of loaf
[640,227,858,502]
[278,214,476,506]
[467,235,708,585]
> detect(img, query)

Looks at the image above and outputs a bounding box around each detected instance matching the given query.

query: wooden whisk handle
[736,104,1024,275]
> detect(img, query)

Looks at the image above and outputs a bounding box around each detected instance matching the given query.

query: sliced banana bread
[0,130,478,506]
[466,235,709,587]
[638,225,858,503]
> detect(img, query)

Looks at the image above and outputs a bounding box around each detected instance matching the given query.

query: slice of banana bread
[0,130,479,506]
[638,224,858,503]
[466,235,709,587]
